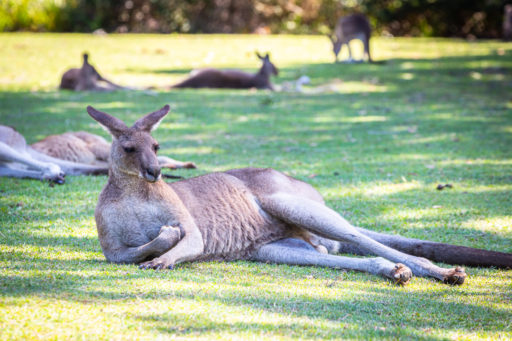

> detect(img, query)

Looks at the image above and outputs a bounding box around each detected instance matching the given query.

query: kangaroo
[328,13,372,63]
[88,104,512,286]
[0,125,107,184]
[60,53,132,92]
[170,53,278,90]
[504,4,512,41]
[31,131,196,170]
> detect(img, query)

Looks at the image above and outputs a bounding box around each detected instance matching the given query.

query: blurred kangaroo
[60,53,132,92]
[504,4,512,41]
[170,53,278,90]
[0,126,107,184]
[31,131,196,170]
[328,13,372,63]
[88,104,512,285]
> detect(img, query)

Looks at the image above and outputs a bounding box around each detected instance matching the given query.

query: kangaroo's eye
[123,146,136,153]
[153,144,160,152]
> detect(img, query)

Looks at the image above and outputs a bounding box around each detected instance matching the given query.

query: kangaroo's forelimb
[108,225,182,264]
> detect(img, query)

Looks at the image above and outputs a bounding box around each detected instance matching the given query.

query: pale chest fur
[98,194,179,247]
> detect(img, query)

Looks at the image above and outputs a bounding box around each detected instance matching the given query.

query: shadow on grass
[1,38,512,339]
[124,67,195,75]
[132,309,443,340]
[1,257,510,338]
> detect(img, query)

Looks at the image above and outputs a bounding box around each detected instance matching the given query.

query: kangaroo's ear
[82,53,89,64]
[265,53,270,59]
[87,106,128,138]
[132,105,170,132]
[256,52,264,60]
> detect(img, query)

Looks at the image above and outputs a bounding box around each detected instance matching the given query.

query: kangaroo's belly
[171,173,289,261]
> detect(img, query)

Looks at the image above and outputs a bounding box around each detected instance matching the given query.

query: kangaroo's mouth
[118,167,161,182]
[140,168,161,183]
[142,173,161,183]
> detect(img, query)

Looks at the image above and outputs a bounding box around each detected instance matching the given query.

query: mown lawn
[0,33,511,340]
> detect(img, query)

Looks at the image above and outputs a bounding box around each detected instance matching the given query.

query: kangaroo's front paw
[160,225,183,239]
[390,263,412,285]
[443,266,466,285]
[139,257,174,270]
[182,161,197,169]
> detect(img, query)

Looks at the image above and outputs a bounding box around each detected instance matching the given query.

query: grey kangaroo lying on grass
[169,53,278,90]
[88,105,512,285]
[0,126,195,184]
[60,53,133,92]
[0,125,105,183]
[31,131,196,170]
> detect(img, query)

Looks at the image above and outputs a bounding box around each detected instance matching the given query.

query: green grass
[1,33,511,340]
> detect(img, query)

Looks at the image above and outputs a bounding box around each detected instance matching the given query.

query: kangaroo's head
[327,35,342,60]
[256,52,279,76]
[87,105,170,183]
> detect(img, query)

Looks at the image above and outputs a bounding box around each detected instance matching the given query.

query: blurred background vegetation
[0,0,509,38]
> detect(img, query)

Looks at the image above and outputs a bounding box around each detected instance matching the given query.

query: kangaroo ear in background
[132,105,170,132]
[86,106,128,138]
[256,52,263,60]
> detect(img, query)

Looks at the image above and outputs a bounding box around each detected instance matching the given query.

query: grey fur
[90,105,512,285]
[328,13,372,63]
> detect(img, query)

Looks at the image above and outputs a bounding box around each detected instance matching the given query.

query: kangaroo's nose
[144,166,161,182]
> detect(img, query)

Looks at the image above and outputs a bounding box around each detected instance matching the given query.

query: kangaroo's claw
[443,266,466,285]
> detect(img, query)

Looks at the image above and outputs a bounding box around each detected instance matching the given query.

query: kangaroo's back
[0,125,27,151]
[172,69,257,89]
[335,13,371,41]
[60,68,80,90]
[31,132,109,165]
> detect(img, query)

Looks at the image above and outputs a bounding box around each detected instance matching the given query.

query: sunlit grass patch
[0,34,511,340]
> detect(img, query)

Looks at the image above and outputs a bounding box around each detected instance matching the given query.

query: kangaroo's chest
[112,198,178,246]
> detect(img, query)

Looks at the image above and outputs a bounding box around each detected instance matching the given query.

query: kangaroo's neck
[256,67,269,79]
[108,166,169,199]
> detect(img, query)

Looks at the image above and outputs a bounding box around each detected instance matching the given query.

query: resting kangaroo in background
[328,13,372,63]
[60,53,132,92]
[0,126,107,184]
[31,131,196,170]
[170,53,278,90]
[88,105,512,285]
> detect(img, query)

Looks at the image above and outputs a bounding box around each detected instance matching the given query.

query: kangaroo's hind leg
[259,193,466,285]
[253,238,412,285]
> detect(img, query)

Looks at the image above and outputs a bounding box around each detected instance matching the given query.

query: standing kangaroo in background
[169,53,278,90]
[88,104,512,286]
[328,13,372,63]
[60,53,132,92]
[504,4,512,41]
